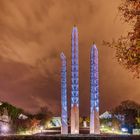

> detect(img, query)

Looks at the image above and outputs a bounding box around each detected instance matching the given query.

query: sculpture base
[61,125,68,134]
[71,105,79,134]
[90,111,100,134]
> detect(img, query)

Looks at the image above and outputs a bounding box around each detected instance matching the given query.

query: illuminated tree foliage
[112,100,140,128]
[105,0,140,78]
[0,102,22,120]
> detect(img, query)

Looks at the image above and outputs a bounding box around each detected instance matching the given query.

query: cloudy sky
[0,0,139,116]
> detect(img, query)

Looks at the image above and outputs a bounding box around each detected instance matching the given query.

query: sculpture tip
[60,52,66,59]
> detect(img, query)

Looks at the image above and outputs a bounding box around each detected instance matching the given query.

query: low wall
[0,135,140,140]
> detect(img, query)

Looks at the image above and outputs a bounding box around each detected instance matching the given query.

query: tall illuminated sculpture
[90,44,100,134]
[71,26,79,134]
[60,52,68,134]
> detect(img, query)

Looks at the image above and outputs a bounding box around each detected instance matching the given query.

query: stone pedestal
[71,105,79,134]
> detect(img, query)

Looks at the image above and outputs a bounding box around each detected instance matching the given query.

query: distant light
[119,58,122,62]
[121,127,128,132]
[40,126,43,130]
[1,124,9,133]
[101,125,104,128]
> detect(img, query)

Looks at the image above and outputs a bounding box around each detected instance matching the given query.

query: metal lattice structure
[90,44,100,134]
[60,52,68,134]
[71,26,79,134]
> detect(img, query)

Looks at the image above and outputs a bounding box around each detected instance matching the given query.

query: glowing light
[101,125,105,128]
[71,26,79,108]
[60,52,68,134]
[40,126,43,130]
[121,128,128,132]
[90,44,100,134]
[71,26,79,134]
[1,124,9,133]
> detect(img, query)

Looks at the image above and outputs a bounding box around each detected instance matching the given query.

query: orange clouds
[0,0,139,115]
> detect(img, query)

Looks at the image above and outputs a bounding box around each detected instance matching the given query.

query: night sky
[0,0,139,116]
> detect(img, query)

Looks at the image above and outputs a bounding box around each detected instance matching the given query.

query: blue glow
[121,128,128,132]
[90,44,99,113]
[90,44,100,134]
[71,27,79,108]
[60,52,68,134]
[71,26,79,134]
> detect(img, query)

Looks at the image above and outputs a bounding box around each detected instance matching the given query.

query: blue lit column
[71,26,79,134]
[60,52,68,134]
[90,44,100,134]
